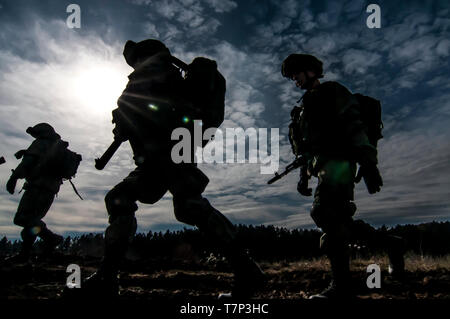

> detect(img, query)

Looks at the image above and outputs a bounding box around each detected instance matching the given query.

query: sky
[0,0,449,240]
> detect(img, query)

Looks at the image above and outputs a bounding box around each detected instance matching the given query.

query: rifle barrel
[95,139,123,170]
[267,157,306,184]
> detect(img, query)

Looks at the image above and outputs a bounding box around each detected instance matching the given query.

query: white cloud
[1,0,450,239]
[342,49,381,75]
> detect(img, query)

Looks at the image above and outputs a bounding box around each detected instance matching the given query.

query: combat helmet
[123,39,170,67]
[26,123,60,140]
[281,54,324,79]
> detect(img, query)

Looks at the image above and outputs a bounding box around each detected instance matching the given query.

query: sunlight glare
[73,61,129,116]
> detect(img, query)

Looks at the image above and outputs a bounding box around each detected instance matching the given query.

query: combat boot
[310,250,353,300]
[219,250,266,299]
[38,227,63,255]
[82,266,119,298]
[309,279,353,300]
[4,229,36,263]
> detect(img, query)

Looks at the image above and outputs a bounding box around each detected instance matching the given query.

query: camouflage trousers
[102,161,237,267]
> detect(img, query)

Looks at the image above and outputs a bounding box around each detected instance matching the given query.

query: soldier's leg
[88,167,167,291]
[170,165,264,297]
[309,160,356,298]
[173,195,235,245]
[13,188,56,258]
[173,194,265,297]
[13,191,37,259]
[101,183,139,280]
[350,220,405,276]
[312,199,355,294]
[31,189,63,254]
[83,184,138,295]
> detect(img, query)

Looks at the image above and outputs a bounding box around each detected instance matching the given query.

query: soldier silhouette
[5,123,81,262]
[281,54,405,299]
[84,39,265,298]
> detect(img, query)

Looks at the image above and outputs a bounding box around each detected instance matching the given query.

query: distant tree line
[0,221,449,261]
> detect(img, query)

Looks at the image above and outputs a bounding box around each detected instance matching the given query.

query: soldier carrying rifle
[83,39,265,298]
[277,54,405,299]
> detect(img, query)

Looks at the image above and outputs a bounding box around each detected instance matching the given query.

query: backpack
[113,55,226,148]
[288,92,383,156]
[183,57,226,134]
[353,94,383,147]
[46,140,82,180]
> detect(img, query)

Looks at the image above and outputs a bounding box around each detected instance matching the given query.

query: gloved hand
[6,176,17,194]
[360,164,383,194]
[297,167,312,196]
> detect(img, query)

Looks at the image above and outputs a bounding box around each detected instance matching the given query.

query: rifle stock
[95,139,123,170]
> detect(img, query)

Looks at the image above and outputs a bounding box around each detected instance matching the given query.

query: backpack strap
[68,179,83,200]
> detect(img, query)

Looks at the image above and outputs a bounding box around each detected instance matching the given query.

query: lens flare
[148,104,158,111]
[30,226,41,235]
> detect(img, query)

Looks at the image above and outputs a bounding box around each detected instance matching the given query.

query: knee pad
[105,188,138,219]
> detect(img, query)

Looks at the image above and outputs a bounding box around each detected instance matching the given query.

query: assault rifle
[267,156,307,184]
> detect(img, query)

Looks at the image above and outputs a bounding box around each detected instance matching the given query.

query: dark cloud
[0,0,449,239]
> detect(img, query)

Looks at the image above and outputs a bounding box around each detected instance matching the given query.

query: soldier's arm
[6,151,38,194]
[11,140,44,179]
[11,153,38,179]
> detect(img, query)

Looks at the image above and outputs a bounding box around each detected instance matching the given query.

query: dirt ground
[1,254,449,300]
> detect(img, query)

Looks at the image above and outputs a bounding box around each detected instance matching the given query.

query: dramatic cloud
[0,0,449,239]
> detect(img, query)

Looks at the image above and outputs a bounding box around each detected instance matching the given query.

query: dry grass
[1,253,449,299]
[261,253,450,274]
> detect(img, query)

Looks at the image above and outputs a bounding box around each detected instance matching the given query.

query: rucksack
[46,140,82,180]
[183,57,226,133]
[353,94,383,147]
[288,92,383,157]
[113,55,225,147]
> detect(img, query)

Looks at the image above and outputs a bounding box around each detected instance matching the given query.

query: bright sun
[73,62,129,116]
